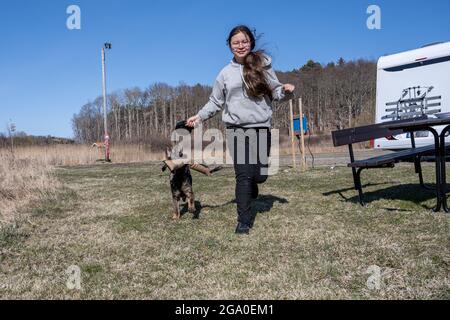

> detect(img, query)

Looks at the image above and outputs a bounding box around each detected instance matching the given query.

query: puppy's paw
[171,213,180,221]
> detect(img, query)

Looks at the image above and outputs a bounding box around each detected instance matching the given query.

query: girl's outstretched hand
[283,84,295,93]
[186,115,201,127]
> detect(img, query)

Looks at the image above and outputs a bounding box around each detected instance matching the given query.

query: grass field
[1,162,449,299]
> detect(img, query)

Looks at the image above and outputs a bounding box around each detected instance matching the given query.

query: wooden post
[289,99,296,169]
[298,98,307,171]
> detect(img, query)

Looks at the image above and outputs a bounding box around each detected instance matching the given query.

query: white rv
[375,42,450,150]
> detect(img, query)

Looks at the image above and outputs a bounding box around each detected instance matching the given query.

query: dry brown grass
[0,134,362,169]
[0,154,60,225]
[0,145,165,167]
[0,143,166,225]
[1,163,449,299]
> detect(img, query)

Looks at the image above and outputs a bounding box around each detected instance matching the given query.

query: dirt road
[278,149,392,167]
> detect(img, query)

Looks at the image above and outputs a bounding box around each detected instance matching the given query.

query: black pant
[227,127,271,227]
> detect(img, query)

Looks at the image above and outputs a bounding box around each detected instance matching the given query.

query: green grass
[0,162,449,299]
[31,188,78,219]
[0,225,29,248]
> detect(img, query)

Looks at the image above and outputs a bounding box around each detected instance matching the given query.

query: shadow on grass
[179,195,289,219]
[180,200,235,219]
[251,195,289,214]
[324,183,437,210]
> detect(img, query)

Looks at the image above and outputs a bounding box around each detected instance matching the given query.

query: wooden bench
[332,117,441,205]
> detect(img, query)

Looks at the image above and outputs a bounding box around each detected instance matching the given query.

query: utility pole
[102,42,112,162]
[8,120,15,155]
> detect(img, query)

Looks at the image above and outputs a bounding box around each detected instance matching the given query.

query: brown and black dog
[162,120,222,220]
[162,148,196,220]
[162,147,222,221]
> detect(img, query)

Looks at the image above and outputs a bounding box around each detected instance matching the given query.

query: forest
[71,58,377,147]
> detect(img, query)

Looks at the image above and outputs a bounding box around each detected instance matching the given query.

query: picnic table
[383,116,450,212]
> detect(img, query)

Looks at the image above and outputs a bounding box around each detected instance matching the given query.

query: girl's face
[230,32,251,62]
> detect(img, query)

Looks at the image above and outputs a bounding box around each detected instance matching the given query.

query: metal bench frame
[332,117,437,205]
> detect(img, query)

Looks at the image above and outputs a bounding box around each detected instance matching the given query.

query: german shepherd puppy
[162,120,223,220]
[162,148,196,220]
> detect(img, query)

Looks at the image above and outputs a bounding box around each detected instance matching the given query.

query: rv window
[406,131,430,139]
[384,55,450,72]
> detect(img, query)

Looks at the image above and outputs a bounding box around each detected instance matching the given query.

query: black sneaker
[251,182,259,199]
[235,222,250,235]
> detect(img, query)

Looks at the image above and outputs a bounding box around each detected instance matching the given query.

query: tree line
[0,132,75,148]
[72,58,377,147]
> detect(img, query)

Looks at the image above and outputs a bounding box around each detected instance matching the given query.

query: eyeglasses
[231,40,251,48]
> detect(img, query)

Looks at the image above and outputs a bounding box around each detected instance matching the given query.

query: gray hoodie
[197,54,292,128]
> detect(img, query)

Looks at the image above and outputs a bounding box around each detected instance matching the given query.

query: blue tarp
[293,116,309,134]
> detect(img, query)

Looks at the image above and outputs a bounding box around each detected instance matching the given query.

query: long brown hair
[227,25,272,100]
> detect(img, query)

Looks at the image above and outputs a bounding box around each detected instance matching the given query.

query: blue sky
[0,0,449,138]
